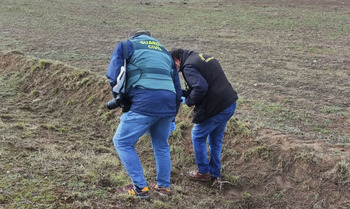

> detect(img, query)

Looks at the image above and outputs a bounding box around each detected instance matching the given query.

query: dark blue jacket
[181,50,238,123]
[106,36,182,117]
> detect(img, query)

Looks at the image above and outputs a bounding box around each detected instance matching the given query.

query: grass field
[0,0,349,208]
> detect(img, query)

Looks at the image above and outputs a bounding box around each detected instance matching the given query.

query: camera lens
[106,99,119,110]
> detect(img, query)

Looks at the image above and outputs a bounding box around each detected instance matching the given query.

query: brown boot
[188,170,211,181]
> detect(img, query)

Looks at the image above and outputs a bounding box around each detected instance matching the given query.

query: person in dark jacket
[106,30,182,198]
[170,48,238,181]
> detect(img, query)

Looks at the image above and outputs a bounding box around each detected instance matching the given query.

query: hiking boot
[153,184,172,196]
[188,170,212,181]
[116,184,150,199]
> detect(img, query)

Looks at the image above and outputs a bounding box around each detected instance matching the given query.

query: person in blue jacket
[106,30,182,198]
[170,48,238,181]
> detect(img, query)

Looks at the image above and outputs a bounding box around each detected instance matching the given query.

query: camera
[106,98,121,110]
[106,94,131,112]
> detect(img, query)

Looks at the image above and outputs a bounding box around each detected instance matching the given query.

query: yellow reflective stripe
[199,53,214,63]
[199,53,206,61]
[205,57,214,62]
[142,187,150,192]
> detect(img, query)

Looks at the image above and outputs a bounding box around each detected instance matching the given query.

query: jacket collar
[180,50,192,71]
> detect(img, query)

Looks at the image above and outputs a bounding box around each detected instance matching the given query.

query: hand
[181,96,186,104]
[182,89,191,97]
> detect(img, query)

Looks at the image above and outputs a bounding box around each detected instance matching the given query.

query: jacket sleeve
[183,65,208,107]
[106,41,133,88]
[172,62,182,114]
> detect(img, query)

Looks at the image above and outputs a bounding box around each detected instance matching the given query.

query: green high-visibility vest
[126,35,175,94]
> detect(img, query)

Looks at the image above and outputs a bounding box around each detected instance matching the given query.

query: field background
[0,0,349,208]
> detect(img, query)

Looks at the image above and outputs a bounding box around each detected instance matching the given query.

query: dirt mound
[223,128,350,208]
[0,52,349,208]
[0,51,116,129]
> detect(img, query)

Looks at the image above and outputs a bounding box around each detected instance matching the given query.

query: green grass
[0,71,24,98]
[1,0,350,208]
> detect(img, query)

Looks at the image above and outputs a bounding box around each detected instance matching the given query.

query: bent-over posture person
[170,48,238,181]
[106,30,182,199]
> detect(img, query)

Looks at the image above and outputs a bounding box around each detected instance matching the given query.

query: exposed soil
[1,51,349,208]
[0,0,349,208]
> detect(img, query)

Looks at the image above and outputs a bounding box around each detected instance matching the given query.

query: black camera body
[106,94,131,112]
[182,89,191,97]
[106,98,121,110]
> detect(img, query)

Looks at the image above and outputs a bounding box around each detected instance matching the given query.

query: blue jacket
[106,35,182,117]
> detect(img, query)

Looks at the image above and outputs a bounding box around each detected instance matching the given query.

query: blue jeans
[192,102,236,178]
[113,111,173,189]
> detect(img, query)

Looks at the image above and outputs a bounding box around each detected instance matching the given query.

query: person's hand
[181,96,186,104]
[182,89,191,97]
